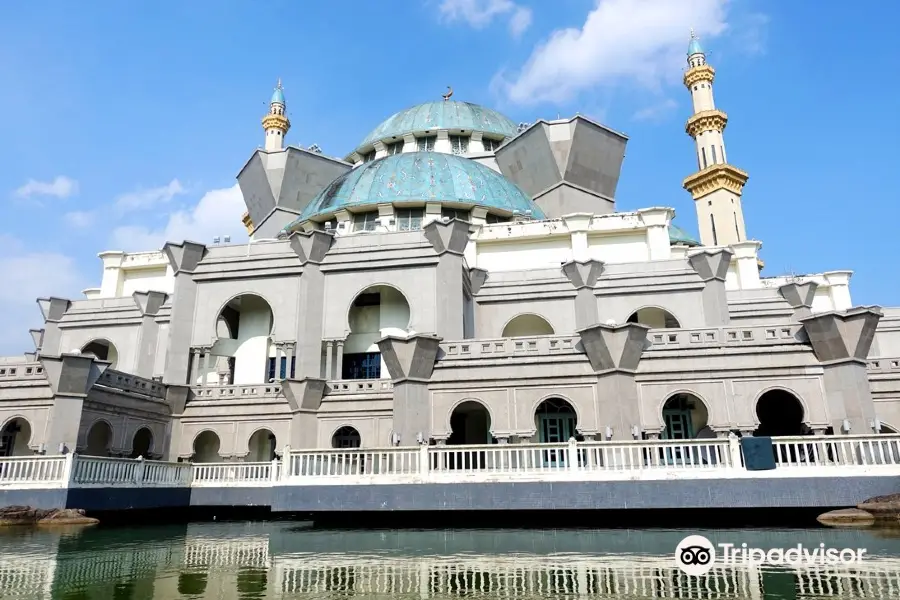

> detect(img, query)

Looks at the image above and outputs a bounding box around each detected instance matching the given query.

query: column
[41,354,108,453]
[162,241,206,384]
[285,343,295,379]
[402,133,417,153]
[132,290,167,377]
[801,307,882,434]
[688,248,733,326]
[423,202,443,226]
[823,271,853,310]
[562,213,592,261]
[636,207,673,261]
[423,219,470,340]
[434,130,451,154]
[577,322,650,441]
[35,297,72,357]
[333,209,351,235]
[731,241,762,289]
[334,341,344,380]
[373,140,387,159]
[377,203,394,231]
[377,334,442,446]
[324,341,334,381]
[190,349,201,386]
[469,131,485,153]
[778,281,818,321]
[288,230,334,379]
[561,260,604,329]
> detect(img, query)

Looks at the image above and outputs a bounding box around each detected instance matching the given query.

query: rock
[0,505,98,527]
[858,493,900,520]
[817,508,876,527]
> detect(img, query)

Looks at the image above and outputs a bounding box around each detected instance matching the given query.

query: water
[3,522,900,599]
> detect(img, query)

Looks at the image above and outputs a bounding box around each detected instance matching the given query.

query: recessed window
[387,141,404,155]
[441,207,470,222]
[353,211,378,232]
[342,352,381,379]
[363,151,376,163]
[485,213,508,224]
[396,208,424,231]
[483,138,502,152]
[449,135,469,155]
[416,136,436,152]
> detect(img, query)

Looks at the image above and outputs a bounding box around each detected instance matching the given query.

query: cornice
[685,109,728,138]
[682,163,749,200]
[683,64,716,88]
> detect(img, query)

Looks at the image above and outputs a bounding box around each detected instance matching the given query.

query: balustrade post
[567,438,578,472]
[62,452,76,488]
[134,456,146,486]
[270,458,279,483]
[280,445,291,480]
[727,434,743,469]
[419,444,429,478]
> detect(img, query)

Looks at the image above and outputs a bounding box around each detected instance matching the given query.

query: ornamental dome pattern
[293,152,544,224]
[357,101,517,151]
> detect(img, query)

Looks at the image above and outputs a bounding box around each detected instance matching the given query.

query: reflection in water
[2,523,900,599]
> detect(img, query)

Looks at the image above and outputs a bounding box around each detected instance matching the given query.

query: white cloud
[494,0,733,105]
[13,176,78,199]
[64,211,95,228]
[114,179,185,212]
[632,98,678,121]
[110,184,247,251]
[439,0,533,36]
[0,235,87,356]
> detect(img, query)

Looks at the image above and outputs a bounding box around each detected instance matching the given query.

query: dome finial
[687,29,705,56]
[690,27,697,39]
[442,86,453,101]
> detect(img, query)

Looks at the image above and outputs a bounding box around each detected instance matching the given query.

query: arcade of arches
[207,294,276,386]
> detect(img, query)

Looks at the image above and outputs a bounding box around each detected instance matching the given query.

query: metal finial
[276,78,283,90]
[690,28,697,39]
[442,86,453,101]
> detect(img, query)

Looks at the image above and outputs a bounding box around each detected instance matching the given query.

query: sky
[1,0,898,355]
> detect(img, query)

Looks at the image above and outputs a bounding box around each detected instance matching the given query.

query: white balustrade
[2,434,900,491]
[0,456,68,488]
[192,461,277,486]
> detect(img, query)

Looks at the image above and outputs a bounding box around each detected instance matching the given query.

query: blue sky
[1,0,898,355]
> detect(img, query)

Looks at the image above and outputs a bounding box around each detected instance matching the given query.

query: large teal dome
[292,152,544,224]
[358,101,517,151]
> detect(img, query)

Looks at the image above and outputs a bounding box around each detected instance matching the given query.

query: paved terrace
[2,435,900,512]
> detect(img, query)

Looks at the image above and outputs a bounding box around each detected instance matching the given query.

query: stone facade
[2,41,898,463]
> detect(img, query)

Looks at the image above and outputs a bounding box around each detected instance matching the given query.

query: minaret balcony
[683,64,716,87]
[685,109,728,138]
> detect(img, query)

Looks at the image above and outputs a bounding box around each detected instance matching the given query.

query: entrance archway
[130,427,153,458]
[192,431,222,463]
[0,418,32,457]
[661,393,709,440]
[85,421,113,457]
[448,401,492,445]
[534,398,578,443]
[248,429,276,461]
[81,339,118,368]
[343,285,410,380]
[501,314,554,337]
[331,426,361,449]
[754,389,805,437]
[626,307,680,329]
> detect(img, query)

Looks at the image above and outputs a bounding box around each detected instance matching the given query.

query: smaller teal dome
[271,86,285,105]
[687,37,704,56]
[669,223,701,247]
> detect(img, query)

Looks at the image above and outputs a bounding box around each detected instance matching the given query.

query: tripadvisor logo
[675,535,867,576]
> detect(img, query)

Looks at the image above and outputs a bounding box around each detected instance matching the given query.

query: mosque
[1,34,898,463]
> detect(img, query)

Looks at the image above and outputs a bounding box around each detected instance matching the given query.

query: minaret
[262,79,290,151]
[682,31,749,247]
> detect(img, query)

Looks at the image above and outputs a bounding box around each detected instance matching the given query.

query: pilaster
[132,291,167,378]
[424,219,470,340]
[688,248,732,325]
[40,353,110,453]
[561,213,592,261]
[576,322,650,441]
[162,241,206,384]
[288,231,334,378]
[377,334,442,446]
[800,307,883,434]
[731,240,762,289]
[823,271,853,310]
[35,297,71,357]
[637,207,674,260]
[561,259,604,329]
[778,281,818,320]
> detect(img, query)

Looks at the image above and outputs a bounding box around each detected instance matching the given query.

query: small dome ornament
[442,86,453,101]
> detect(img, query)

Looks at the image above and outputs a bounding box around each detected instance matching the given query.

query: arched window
[626,307,680,329]
[342,286,410,380]
[502,314,554,338]
[209,294,276,386]
[332,426,361,449]
[81,339,118,368]
[192,431,222,463]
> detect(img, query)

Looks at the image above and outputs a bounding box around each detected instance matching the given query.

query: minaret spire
[262,78,290,151]
[681,32,749,247]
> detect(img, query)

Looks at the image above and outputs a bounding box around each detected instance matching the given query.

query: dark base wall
[0,489,68,510]
[272,476,900,512]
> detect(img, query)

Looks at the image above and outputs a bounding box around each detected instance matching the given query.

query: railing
[868,357,900,373]
[645,324,805,350]
[191,383,283,399]
[2,434,900,490]
[0,362,45,380]
[192,460,279,486]
[327,379,394,395]
[440,334,582,360]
